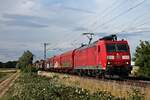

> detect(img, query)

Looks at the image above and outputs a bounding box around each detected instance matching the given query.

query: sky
[0,0,150,62]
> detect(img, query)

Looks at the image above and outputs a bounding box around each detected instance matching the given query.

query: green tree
[133,40,150,77]
[16,50,33,73]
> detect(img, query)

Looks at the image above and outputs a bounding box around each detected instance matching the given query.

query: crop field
[0,72,8,82]
[0,68,17,83]
[2,72,144,100]
[0,70,19,98]
[0,71,16,83]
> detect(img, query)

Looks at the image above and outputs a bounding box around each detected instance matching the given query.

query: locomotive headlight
[107,55,114,60]
[107,62,111,64]
[126,62,129,64]
[122,55,130,59]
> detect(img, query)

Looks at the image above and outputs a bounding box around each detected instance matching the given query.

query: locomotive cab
[98,35,131,76]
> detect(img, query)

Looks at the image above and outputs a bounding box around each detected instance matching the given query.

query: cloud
[62,6,96,14]
[1,13,49,28]
[0,48,22,62]
[2,20,48,28]
[73,27,88,31]
[0,41,45,62]
[2,13,45,21]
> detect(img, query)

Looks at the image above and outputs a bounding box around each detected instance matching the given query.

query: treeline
[0,61,17,68]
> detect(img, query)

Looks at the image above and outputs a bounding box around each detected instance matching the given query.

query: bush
[92,91,121,100]
[21,65,39,73]
[16,50,35,73]
[127,88,144,100]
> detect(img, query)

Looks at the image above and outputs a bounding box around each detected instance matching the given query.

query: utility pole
[44,43,50,60]
[82,33,94,44]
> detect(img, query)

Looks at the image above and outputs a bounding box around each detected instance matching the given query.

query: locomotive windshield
[117,44,128,52]
[106,44,128,52]
[106,44,116,52]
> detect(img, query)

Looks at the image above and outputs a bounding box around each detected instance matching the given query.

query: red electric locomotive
[41,34,131,77]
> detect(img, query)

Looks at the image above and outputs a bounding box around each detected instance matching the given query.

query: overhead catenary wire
[107,10,150,34]
[94,0,149,39]
[92,0,146,32]
[88,0,129,32]
[129,12,150,26]
[117,18,150,35]
[85,0,121,31]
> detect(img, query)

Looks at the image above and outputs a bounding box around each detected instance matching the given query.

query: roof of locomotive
[48,35,129,58]
[101,39,128,44]
[75,39,128,51]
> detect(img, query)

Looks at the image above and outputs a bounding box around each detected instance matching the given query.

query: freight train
[35,34,132,77]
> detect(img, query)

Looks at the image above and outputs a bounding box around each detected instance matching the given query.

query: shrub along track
[0,70,20,98]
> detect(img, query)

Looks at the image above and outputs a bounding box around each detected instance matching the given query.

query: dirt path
[0,70,20,98]
[0,69,17,73]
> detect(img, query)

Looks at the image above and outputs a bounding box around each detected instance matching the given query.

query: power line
[130,12,150,26]
[108,10,150,33]
[81,0,123,32]
[135,21,150,28]
[92,0,146,32]
[119,20,150,34]
[86,0,120,29]
[89,0,128,32]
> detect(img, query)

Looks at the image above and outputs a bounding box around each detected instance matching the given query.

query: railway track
[0,70,20,98]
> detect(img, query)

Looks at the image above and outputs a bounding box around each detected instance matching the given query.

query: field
[0,68,17,83]
[0,72,11,83]
[0,69,19,98]
[2,71,144,100]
